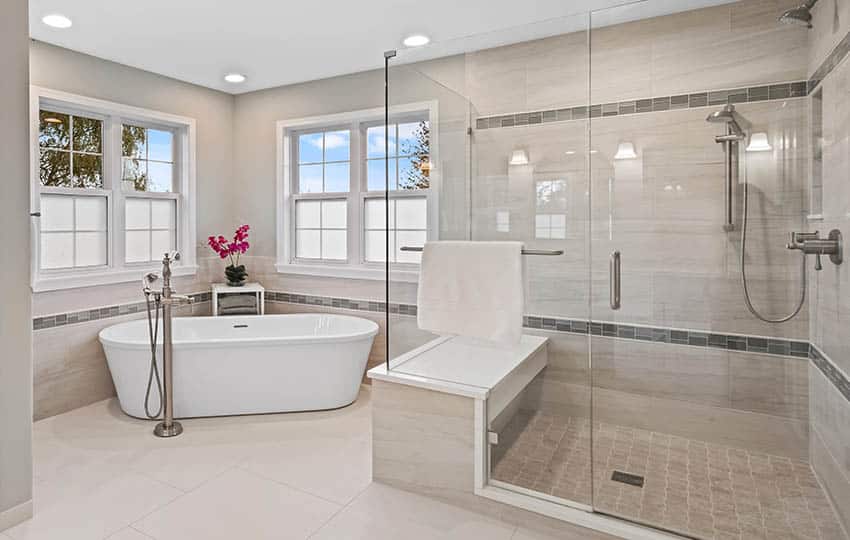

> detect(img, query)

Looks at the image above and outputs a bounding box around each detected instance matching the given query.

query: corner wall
[0,0,34,529]
[807,0,850,531]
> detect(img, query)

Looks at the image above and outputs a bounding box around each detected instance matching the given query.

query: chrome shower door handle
[610,250,621,311]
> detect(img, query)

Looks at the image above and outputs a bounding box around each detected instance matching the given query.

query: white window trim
[29,86,198,292]
[275,101,439,283]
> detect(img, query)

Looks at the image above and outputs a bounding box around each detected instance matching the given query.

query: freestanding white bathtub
[99,313,379,419]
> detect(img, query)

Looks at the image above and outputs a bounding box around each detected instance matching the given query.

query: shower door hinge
[487,431,499,445]
[467,127,473,136]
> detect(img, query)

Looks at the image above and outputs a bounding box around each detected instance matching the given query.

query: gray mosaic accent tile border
[266,291,811,360]
[33,288,849,404]
[474,81,807,131]
[521,315,810,358]
[810,345,850,404]
[265,291,418,316]
[808,28,850,94]
[32,292,212,331]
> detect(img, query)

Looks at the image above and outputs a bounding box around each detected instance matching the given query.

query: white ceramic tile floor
[6,387,618,540]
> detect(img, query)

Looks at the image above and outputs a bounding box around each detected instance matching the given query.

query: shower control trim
[786,229,843,269]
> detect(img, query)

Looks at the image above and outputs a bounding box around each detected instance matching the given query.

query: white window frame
[275,101,439,282]
[30,87,197,292]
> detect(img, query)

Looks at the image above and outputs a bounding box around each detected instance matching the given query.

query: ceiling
[29,0,736,95]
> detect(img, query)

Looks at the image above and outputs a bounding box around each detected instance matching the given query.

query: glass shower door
[588,2,812,538]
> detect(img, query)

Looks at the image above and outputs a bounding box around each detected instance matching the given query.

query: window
[31,88,197,291]
[277,103,437,281]
[535,179,567,239]
[39,110,103,188]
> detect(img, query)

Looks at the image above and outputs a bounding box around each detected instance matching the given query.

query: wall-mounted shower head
[706,104,746,141]
[779,0,818,29]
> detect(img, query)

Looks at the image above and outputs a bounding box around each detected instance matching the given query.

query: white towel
[417,241,524,346]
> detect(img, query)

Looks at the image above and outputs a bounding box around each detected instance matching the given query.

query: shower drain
[611,470,645,487]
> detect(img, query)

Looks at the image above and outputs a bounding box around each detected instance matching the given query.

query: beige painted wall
[0,0,33,527]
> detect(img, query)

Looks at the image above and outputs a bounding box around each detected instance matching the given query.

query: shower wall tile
[465,0,806,117]
[809,364,850,531]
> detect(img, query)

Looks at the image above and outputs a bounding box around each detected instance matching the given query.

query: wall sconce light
[614,141,637,160]
[746,132,772,152]
[509,149,529,166]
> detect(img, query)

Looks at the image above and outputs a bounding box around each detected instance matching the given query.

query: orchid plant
[208,225,250,286]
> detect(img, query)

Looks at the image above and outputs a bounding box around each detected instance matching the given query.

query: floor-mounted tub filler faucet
[143,252,194,438]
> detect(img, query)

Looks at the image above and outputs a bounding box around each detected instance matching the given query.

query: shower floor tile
[491,411,847,540]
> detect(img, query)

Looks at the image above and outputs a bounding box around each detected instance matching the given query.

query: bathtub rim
[99,312,379,351]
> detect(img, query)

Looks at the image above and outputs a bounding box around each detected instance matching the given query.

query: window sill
[275,262,419,283]
[32,265,199,293]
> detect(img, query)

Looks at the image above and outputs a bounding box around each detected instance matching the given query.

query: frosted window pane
[299,164,323,193]
[41,195,74,231]
[396,231,425,263]
[75,197,107,231]
[147,162,173,192]
[41,232,74,269]
[126,230,151,263]
[321,230,347,260]
[324,130,350,162]
[324,162,350,192]
[321,200,347,229]
[148,129,173,162]
[295,201,321,228]
[367,159,396,191]
[535,215,550,228]
[296,230,320,259]
[299,133,323,163]
[75,232,107,267]
[151,230,174,260]
[364,199,385,230]
[151,199,176,229]
[125,199,151,230]
[364,231,387,262]
[396,198,427,229]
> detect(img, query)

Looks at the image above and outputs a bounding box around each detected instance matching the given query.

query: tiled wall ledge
[474,81,808,130]
[32,291,212,330]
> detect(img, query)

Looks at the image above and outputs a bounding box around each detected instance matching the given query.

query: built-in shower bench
[367,334,548,502]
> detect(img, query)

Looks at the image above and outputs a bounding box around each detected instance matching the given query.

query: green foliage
[399,120,430,190]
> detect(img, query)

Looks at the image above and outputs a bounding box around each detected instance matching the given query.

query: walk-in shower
[381,1,850,538]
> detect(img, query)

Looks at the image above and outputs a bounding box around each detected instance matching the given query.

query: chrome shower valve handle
[785,229,843,269]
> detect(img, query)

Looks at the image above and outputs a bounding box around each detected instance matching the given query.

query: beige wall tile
[371,380,475,493]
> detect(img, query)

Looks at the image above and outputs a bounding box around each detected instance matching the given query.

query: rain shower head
[779,0,818,28]
[706,104,746,141]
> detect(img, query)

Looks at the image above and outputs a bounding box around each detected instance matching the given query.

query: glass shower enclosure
[381,1,842,538]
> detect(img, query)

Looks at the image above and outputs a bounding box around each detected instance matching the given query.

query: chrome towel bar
[400,246,564,256]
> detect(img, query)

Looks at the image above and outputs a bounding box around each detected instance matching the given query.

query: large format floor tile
[310,483,516,540]
[5,472,181,540]
[105,528,153,539]
[239,435,371,504]
[133,468,340,540]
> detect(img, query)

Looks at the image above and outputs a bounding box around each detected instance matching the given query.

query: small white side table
[211,282,265,316]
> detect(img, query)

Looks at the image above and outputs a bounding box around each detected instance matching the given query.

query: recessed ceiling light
[403,34,430,47]
[43,117,63,124]
[42,14,72,29]
[224,73,246,84]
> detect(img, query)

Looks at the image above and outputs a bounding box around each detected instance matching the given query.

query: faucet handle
[787,231,819,249]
